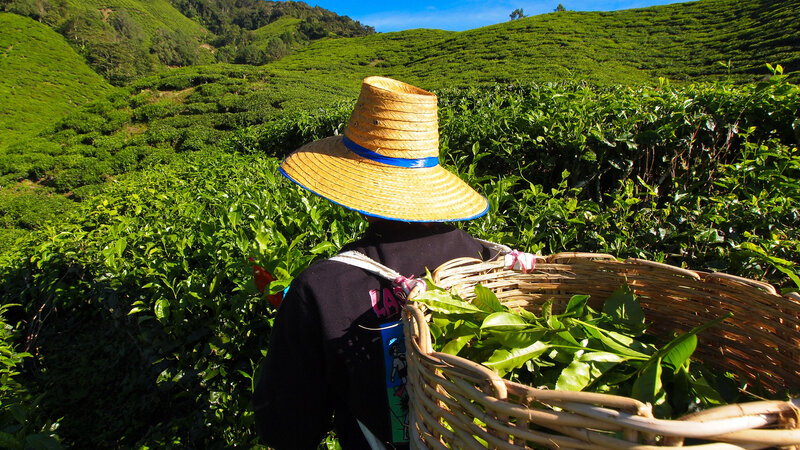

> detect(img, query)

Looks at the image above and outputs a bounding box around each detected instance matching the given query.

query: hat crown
[344,77,440,160]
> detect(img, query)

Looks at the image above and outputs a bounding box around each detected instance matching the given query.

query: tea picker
[252,76,533,449]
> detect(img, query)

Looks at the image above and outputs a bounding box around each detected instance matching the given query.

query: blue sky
[308,0,685,32]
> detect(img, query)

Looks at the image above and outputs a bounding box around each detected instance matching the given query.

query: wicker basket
[402,252,800,449]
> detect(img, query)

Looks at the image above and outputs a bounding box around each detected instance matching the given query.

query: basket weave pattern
[403,253,800,449]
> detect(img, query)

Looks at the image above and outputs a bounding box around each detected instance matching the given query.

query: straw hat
[279,76,489,222]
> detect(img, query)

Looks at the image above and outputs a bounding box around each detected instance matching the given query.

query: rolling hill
[271,0,800,88]
[0,13,112,147]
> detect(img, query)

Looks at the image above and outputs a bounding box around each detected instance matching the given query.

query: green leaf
[690,374,726,406]
[774,265,800,289]
[254,230,270,253]
[154,298,170,321]
[412,290,482,315]
[642,313,730,373]
[473,284,504,312]
[541,298,553,321]
[310,241,336,255]
[441,335,472,355]
[484,341,549,376]
[632,357,663,404]
[286,231,309,254]
[602,284,645,332]
[564,294,590,317]
[577,320,651,358]
[553,329,581,347]
[114,238,127,256]
[492,329,546,348]
[581,351,628,364]
[557,352,627,392]
[513,307,539,322]
[556,360,591,391]
[662,333,696,373]
[481,312,529,332]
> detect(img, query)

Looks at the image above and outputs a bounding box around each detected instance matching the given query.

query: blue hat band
[342,135,439,168]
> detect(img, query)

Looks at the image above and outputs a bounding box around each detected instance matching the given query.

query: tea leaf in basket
[602,284,645,333]
[662,334,697,373]
[632,356,664,405]
[484,341,550,377]
[640,313,731,374]
[473,284,505,312]
[670,365,694,414]
[575,319,652,359]
[691,369,727,406]
[441,335,473,356]
[412,289,483,316]
[556,351,627,392]
[554,325,583,347]
[491,329,547,348]
[556,359,592,392]
[564,294,591,317]
[481,311,529,332]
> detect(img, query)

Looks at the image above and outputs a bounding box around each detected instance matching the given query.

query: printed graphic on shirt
[380,321,409,444]
[370,286,405,319]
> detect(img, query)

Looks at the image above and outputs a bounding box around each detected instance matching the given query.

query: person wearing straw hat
[253,76,499,449]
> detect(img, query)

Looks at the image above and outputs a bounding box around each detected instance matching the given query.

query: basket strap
[329,250,402,280]
[475,237,513,256]
[330,251,416,448]
[356,419,389,450]
[331,241,536,281]
[474,238,539,273]
[329,250,427,296]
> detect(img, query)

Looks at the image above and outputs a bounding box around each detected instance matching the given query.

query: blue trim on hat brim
[278,165,489,222]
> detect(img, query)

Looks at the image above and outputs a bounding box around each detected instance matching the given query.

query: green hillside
[2,0,373,82]
[273,0,800,87]
[249,16,304,60]
[253,16,303,38]
[0,13,112,147]
[1,0,214,83]
[60,0,208,39]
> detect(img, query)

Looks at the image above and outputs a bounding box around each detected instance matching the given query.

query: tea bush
[438,73,800,204]
[0,304,62,449]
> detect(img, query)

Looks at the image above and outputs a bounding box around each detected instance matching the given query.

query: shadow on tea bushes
[0,150,363,447]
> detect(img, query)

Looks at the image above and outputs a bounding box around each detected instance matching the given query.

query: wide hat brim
[279,135,489,222]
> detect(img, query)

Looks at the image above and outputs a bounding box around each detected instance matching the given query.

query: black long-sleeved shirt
[253,221,493,449]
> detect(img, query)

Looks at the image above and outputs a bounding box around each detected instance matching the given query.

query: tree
[555,4,567,12]
[509,8,525,20]
[151,29,201,66]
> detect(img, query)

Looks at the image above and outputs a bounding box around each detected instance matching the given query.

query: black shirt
[253,222,493,449]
